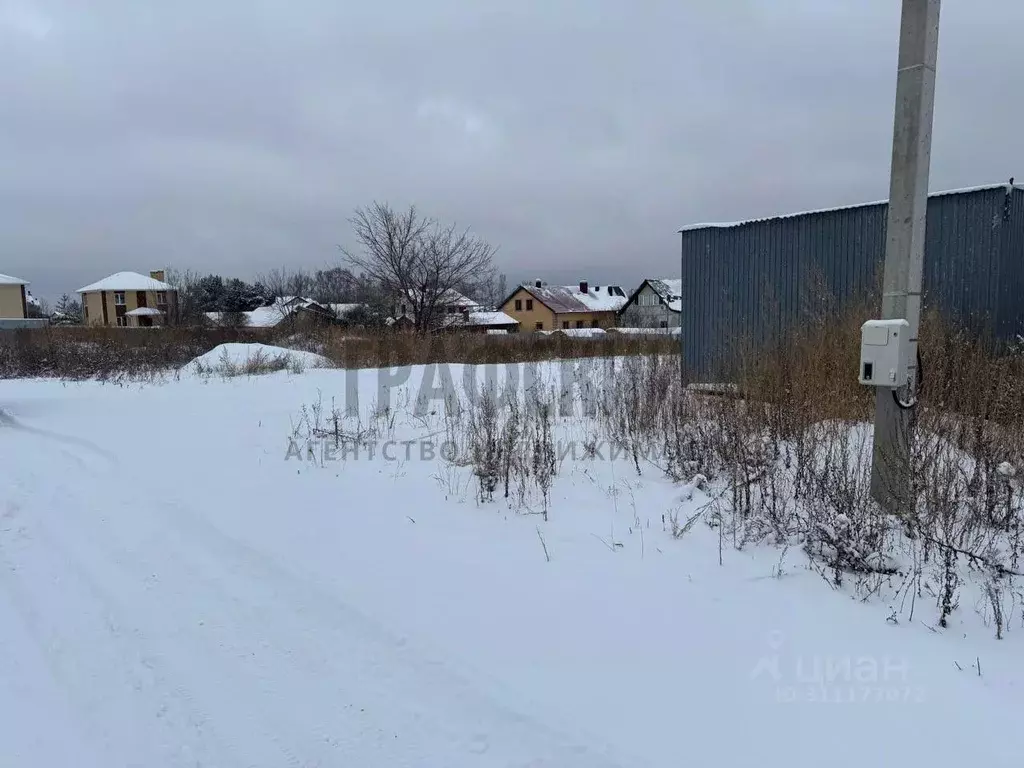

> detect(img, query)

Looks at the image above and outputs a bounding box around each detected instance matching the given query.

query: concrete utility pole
[870,0,942,512]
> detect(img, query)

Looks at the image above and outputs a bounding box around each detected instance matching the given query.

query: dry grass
[425,304,1024,635]
[0,324,679,380]
[189,346,311,378]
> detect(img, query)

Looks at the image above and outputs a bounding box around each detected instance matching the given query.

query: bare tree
[260,267,313,302]
[480,272,509,310]
[311,266,359,304]
[165,268,205,326]
[340,202,497,333]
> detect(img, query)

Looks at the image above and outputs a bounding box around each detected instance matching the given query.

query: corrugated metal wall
[679,186,1024,378]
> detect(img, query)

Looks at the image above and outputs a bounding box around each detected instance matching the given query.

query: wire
[892,348,923,409]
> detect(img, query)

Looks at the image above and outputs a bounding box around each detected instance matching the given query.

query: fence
[679,183,1024,379]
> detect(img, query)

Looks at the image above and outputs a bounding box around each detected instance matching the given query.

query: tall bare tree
[340,202,496,332]
[260,267,313,302]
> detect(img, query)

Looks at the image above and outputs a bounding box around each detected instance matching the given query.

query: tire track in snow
[0,407,118,467]
[22,469,329,768]
[149,496,642,767]
[41,477,635,767]
[2,410,641,766]
[9,511,242,768]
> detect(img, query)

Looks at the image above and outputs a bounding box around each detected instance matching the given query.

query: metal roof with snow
[0,273,29,285]
[678,182,1024,233]
[77,271,175,293]
[513,283,627,314]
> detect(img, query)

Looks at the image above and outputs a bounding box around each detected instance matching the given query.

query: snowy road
[2,370,1022,768]
[1,409,629,767]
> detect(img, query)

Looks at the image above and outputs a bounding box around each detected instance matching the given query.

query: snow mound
[185,343,331,377]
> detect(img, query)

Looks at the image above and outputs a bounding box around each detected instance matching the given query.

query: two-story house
[500,281,627,331]
[78,270,178,327]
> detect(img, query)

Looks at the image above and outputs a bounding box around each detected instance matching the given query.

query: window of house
[591,319,599,328]
[114,292,125,306]
[83,302,88,318]
[576,320,584,328]
[535,322,543,330]
[526,299,533,311]
[515,299,522,311]
[116,316,127,327]
[562,321,569,329]
[660,320,668,328]
[156,291,166,304]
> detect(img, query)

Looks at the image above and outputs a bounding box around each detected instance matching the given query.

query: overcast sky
[1,0,1021,302]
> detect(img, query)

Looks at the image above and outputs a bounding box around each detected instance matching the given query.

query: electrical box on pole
[859,319,911,387]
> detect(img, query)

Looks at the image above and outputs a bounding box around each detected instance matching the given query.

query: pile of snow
[184,343,331,376]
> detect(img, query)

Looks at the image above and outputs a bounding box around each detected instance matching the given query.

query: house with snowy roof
[436,309,519,334]
[78,270,177,327]
[388,287,482,328]
[500,280,627,332]
[205,297,366,328]
[618,279,682,328]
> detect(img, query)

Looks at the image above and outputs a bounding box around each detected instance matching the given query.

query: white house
[618,279,682,328]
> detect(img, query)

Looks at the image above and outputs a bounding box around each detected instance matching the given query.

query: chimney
[579,280,589,294]
[535,279,542,288]
[150,269,165,282]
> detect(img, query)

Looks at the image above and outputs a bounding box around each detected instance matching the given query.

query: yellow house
[0,273,29,319]
[500,280,628,332]
[78,270,178,327]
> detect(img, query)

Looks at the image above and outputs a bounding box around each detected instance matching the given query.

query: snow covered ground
[1,352,1021,767]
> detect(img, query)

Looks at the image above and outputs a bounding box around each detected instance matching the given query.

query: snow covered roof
[206,305,290,328]
[125,307,163,317]
[77,271,174,293]
[515,283,628,314]
[678,182,1024,233]
[608,326,682,336]
[206,299,366,328]
[553,327,607,338]
[642,279,683,313]
[246,306,288,327]
[467,310,517,326]
[440,310,518,329]
[0,273,28,286]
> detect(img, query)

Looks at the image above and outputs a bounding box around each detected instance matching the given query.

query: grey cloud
[1,0,1021,301]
